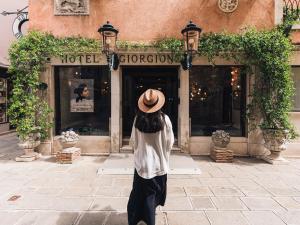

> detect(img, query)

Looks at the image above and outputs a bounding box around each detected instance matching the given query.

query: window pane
[55,66,110,135]
[292,67,300,111]
[189,66,246,137]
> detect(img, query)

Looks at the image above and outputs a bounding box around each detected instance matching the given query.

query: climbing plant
[8,12,300,141]
[198,28,297,139]
[8,31,99,141]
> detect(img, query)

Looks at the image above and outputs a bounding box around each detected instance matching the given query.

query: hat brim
[138,89,165,113]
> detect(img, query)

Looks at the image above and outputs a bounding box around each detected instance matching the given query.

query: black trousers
[127,169,167,225]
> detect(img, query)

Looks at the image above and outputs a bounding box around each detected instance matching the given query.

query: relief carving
[218,0,239,13]
[54,0,89,15]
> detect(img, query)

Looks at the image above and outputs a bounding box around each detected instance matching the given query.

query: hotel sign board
[54,53,177,65]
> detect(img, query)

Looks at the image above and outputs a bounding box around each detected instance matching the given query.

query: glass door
[122,67,178,137]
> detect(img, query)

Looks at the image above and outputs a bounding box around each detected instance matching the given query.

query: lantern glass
[103,33,117,53]
[183,30,199,53]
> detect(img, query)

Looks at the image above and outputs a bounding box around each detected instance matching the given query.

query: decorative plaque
[54,0,89,15]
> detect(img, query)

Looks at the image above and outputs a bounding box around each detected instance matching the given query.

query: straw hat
[138,89,165,113]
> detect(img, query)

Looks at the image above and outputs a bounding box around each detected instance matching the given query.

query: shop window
[292,66,300,111]
[189,66,246,137]
[55,66,110,136]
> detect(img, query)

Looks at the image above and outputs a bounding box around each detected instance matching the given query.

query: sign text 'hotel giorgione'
[59,53,176,65]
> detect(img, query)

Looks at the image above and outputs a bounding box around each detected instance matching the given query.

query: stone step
[120,145,181,153]
[122,138,178,146]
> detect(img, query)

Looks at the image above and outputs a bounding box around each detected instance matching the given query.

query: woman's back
[130,113,174,179]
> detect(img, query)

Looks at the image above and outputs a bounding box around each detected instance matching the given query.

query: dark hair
[134,109,165,133]
[74,83,87,102]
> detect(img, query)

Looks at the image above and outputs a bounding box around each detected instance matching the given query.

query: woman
[127,89,174,225]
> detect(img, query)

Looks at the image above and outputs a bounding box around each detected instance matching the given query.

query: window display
[189,66,246,137]
[55,66,110,135]
[0,78,7,124]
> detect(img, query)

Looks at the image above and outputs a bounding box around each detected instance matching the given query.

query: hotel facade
[28,0,300,157]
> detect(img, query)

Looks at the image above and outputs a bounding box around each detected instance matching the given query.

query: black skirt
[127,169,167,225]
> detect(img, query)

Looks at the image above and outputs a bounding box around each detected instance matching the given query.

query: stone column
[247,66,267,157]
[110,68,121,153]
[178,67,190,153]
[37,63,53,155]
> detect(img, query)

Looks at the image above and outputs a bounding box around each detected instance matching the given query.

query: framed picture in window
[70,79,94,112]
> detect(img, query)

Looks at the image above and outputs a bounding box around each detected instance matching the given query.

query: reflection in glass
[189,66,246,136]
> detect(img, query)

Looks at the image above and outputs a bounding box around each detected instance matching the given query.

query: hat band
[144,96,159,107]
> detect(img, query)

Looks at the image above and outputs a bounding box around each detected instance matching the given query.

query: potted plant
[248,67,298,164]
[16,126,41,162]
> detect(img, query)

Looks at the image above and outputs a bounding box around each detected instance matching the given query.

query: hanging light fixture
[98,21,120,70]
[180,21,202,70]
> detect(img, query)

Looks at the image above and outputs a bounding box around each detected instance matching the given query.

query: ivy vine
[8,15,299,141]
[8,32,100,141]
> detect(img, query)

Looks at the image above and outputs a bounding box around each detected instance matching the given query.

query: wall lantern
[98,21,120,70]
[180,21,202,70]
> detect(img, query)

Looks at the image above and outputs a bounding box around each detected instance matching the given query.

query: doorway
[122,67,179,138]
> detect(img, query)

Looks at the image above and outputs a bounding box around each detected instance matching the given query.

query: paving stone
[209,170,233,178]
[266,187,300,197]
[121,187,132,197]
[166,211,210,225]
[94,177,114,186]
[156,212,168,225]
[161,197,193,211]
[274,197,300,210]
[241,197,284,210]
[77,212,108,225]
[242,211,286,225]
[15,211,79,225]
[60,187,97,196]
[168,178,201,186]
[113,178,133,187]
[196,171,212,178]
[36,187,63,196]
[206,211,250,225]
[167,186,186,196]
[253,178,289,188]
[184,186,213,196]
[239,186,272,197]
[91,197,128,211]
[0,195,54,210]
[69,178,97,187]
[105,212,128,225]
[211,197,248,210]
[228,178,259,187]
[294,196,300,203]
[210,186,244,196]
[0,211,27,225]
[50,197,93,211]
[199,178,234,187]
[277,210,300,225]
[95,186,121,197]
[190,197,216,210]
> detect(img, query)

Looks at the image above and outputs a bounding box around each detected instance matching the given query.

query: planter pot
[16,132,41,162]
[261,128,289,164]
[36,141,52,156]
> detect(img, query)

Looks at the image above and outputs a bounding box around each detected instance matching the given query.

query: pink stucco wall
[28,0,275,41]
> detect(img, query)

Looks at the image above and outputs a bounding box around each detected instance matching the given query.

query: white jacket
[130,114,175,179]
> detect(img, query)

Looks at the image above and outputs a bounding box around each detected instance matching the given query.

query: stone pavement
[1,133,300,225]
